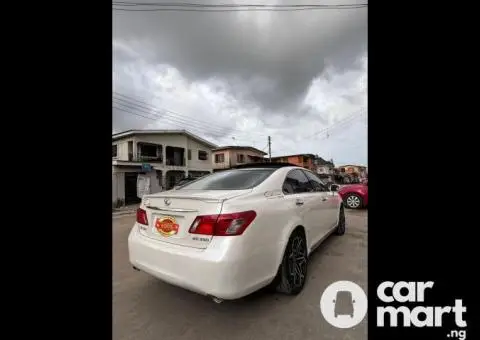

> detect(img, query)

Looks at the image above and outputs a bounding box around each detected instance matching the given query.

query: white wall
[112,138,133,161]
[112,172,125,205]
[113,133,213,172]
[212,149,265,169]
[187,138,213,171]
[316,166,334,175]
[212,150,232,169]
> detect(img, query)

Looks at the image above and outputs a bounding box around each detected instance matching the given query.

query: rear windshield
[177,169,275,190]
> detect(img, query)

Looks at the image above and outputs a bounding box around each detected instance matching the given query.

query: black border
[11,1,112,338]
[14,1,478,339]
[368,1,478,339]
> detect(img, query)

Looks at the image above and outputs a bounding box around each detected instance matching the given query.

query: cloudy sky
[112,0,368,166]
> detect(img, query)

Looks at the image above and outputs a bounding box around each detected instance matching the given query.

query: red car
[338,181,368,209]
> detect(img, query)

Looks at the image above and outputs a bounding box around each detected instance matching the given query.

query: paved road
[113,210,368,340]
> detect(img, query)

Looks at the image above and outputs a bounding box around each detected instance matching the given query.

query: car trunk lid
[139,190,251,249]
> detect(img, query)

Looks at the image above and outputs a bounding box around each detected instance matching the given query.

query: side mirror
[330,184,339,192]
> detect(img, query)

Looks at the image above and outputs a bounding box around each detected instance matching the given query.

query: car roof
[231,162,299,170]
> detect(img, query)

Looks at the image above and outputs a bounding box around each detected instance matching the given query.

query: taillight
[189,210,257,236]
[136,208,148,225]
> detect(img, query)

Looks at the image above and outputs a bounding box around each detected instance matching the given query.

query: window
[303,170,328,192]
[112,145,117,158]
[282,169,313,194]
[178,169,275,190]
[237,154,245,163]
[198,150,208,160]
[139,144,158,157]
[297,156,302,163]
[188,149,192,160]
[215,153,225,163]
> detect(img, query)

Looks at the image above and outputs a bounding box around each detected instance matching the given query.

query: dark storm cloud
[113,0,367,112]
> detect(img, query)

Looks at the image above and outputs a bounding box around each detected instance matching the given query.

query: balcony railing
[165,158,186,166]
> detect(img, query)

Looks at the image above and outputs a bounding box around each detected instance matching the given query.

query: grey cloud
[113,0,367,112]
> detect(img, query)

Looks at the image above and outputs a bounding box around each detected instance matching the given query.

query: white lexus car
[128,164,346,302]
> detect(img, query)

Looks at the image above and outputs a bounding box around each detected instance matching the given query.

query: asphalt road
[113,210,368,340]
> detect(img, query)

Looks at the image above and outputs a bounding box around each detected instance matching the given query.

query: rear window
[177,169,275,190]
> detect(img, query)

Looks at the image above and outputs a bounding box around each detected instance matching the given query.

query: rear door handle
[295,199,304,206]
[321,197,328,201]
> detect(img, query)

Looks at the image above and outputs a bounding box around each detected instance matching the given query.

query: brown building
[270,153,316,171]
[212,146,267,171]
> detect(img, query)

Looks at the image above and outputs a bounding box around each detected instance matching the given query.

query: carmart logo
[320,281,368,329]
[377,281,467,339]
[320,280,468,339]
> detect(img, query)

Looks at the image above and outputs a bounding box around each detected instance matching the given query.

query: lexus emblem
[164,198,171,206]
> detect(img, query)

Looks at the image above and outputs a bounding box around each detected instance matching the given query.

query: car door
[302,170,339,235]
[282,169,316,247]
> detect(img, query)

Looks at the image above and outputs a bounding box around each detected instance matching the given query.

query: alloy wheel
[346,195,361,209]
[287,236,307,288]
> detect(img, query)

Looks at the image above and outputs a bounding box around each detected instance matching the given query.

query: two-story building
[314,157,335,175]
[112,129,217,207]
[212,146,267,171]
[271,153,317,171]
[337,164,368,177]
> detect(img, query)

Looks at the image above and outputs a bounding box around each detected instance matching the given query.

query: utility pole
[268,136,272,162]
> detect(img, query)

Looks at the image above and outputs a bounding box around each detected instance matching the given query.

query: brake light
[136,208,148,225]
[188,210,257,236]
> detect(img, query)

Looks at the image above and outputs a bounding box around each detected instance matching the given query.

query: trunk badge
[164,198,171,206]
[155,216,179,237]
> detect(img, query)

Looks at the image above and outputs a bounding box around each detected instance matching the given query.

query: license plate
[155,215,180,237]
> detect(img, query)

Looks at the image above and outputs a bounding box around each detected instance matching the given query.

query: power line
[112,102,265,145]
[113,92,366,146]
[305,108,366,139]
[113,101,237,139]
[112,2,368,12]
[112,7,367,13]
[113,91,269,138]
[113,95,240,136]
[113,2,368,7]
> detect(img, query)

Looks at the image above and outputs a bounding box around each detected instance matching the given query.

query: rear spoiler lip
[144,195,224,203]
[144,190,252,203]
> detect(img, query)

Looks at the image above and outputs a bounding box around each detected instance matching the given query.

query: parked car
[129,163,346,302]
[338,181,368,209]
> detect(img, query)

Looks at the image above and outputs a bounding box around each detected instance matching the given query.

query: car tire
[274,229,308,295]
[335,206,346,235]
[344,193,363,209]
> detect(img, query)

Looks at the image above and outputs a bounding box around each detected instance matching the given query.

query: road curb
[112,210,137,217]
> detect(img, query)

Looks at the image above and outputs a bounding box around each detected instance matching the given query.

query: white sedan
[128,164,346,302]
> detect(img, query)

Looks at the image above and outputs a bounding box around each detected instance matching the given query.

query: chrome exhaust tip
[211,296,224,304]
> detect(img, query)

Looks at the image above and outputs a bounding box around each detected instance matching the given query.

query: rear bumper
[128,225,273,300]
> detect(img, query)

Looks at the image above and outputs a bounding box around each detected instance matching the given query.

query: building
[337,164,368,177]
[212,146,267,171]
[271,153,317,171]
[112,129,217,207]
[314,157,335,175]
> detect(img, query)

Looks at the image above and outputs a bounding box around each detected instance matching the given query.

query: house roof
[338,164,367,169]
[314,156,334,166]
[212,145,267,155]
[271,153,316,159]
[112,129,218,149]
